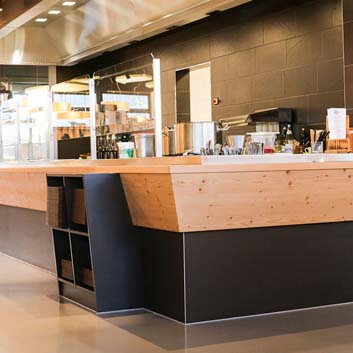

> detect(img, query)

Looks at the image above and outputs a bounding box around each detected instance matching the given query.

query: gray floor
[1,253,353,353]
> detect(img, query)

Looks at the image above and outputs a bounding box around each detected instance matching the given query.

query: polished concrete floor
[2,253,353,353]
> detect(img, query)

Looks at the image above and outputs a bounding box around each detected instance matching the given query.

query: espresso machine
[219,107,294,135]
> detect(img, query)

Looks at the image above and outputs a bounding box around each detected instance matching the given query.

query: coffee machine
[219,107,294,134]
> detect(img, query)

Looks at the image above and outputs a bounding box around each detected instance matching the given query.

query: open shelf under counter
[46,173,143,314]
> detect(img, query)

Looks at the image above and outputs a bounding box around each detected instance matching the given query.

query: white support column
[48,65,57,160]
[153,58,163,157]
[89,78,97,160]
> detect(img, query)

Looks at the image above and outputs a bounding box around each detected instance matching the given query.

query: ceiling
[0,0,252,66]
[0,0,42,29]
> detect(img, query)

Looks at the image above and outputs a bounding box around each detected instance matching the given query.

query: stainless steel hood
[0,0,251,66]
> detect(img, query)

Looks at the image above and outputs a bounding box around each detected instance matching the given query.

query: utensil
[311,141,324,153]
[247,142,264,155]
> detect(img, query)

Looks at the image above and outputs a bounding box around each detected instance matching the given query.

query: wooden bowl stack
[46,186,67,229]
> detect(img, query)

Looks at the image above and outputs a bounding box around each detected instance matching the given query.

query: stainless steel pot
[165,127,178,155]
[132,133,155,158]
[169,122,229,155]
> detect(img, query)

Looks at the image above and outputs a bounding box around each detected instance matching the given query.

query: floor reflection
[106,303,353,351]
[2,252,353,353]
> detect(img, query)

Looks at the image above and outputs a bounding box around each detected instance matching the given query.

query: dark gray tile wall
[176,70,191,123]
[158,0,344,127]
[58,0,344,128]
[344,0,353,22]
[344,0,353,121]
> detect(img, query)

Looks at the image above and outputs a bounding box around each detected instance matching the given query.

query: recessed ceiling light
[142,21,153,27]
[62,1,76,6]
[35,18,48,22]
[0,8,3,12]
[48,10,61,15]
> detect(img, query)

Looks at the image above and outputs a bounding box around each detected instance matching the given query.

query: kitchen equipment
[219,108,293,135]
[164,127,178,155]
[311,141,324,153]
[166,122,229,155]
[246,142,264,155]
[118,142,134,159]
[133,133,155,158]
[226,135,245,149]
[247,132,278,153]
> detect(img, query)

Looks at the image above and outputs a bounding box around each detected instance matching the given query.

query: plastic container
[247,132,278,154]
[118,142,134,159]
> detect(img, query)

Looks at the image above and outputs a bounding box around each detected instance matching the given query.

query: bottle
[97,136,104,159]
[274,134,282,153]
[295,128,306,154]
[284,124,294,153]
[300,128,306,147]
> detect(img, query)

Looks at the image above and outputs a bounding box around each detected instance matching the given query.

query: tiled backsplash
[344,0,353,121]
[58,0,344,128]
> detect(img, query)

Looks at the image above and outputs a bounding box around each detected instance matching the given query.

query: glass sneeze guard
[50,75,91,159]
[0,98,20,161]
[21,86,50,161]
[92,54,162,159]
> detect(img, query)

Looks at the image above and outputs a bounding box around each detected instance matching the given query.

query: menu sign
[327,108,347,140]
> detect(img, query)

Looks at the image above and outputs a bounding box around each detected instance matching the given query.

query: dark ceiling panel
[0,0,42,29]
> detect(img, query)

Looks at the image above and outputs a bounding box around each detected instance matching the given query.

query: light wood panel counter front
[0,157,200,211]
[121,158,353,232]
[2,156,353,232]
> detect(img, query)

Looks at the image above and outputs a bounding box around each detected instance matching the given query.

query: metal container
[164,122,229,155]
[165,127,178,155]
[133,133,155,158]
[184,122,218,154]
[178,122,229,154]
[226,135,245,149]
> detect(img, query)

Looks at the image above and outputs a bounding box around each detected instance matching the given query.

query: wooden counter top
[0,156,201,174]
[2,154,353,174]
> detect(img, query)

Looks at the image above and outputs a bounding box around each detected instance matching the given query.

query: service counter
[2,155,353,323]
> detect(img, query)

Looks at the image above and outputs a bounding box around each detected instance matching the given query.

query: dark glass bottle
[300,128,306,147]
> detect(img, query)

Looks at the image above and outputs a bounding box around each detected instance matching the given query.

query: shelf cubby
[47,176,67,229]
[64,177,88,234]
[53,229,74,283]
[71,233,95,292]
[47,173,143,314]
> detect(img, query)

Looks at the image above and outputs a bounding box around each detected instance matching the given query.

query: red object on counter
[264,148,275,153]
